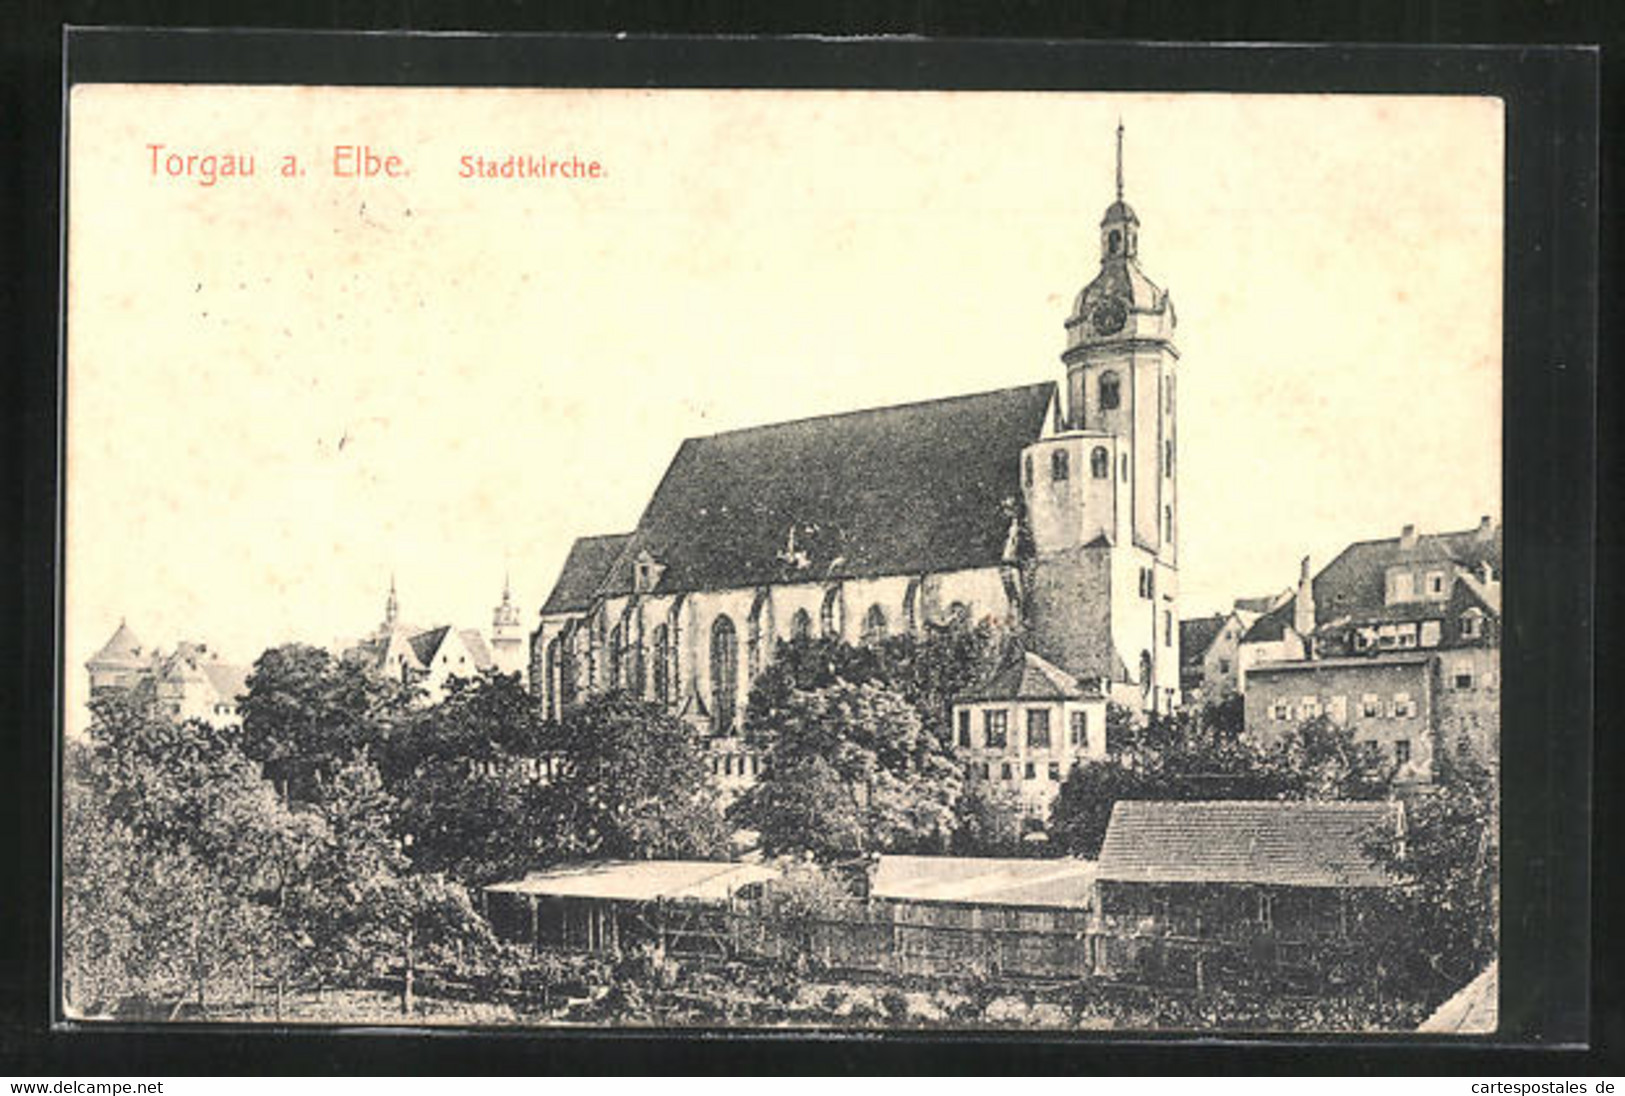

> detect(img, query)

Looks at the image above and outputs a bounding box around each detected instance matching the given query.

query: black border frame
[5,16,1604,1076]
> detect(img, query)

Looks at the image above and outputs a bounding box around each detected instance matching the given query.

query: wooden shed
[484,860,781,957]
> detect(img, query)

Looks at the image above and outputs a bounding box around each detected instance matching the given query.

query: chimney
[1479,560,1495,585]
[1476,514,1495,542]
[1293,555,1316,644]
[1399,523,1419,551]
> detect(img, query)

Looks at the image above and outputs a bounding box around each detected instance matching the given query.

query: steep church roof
[1244,520,1503,644]
[557,382,1056,606]
[542,533,635,615]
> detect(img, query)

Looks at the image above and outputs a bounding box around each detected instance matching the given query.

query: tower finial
[1115,118,1125,203]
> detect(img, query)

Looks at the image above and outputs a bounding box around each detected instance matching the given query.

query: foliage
[950,781,1032,858]
[238,643,415,803]
[1049,705,1395,858]
[1356,750,1498,1009]
[732,681,960,859]
[386,672,554,887]
[536,691,731,862]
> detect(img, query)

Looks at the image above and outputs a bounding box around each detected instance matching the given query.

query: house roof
[1417,961,1498,1034]
[541,533,634,615]
[870,855,1096,910]
[88,621,146,667]
[957,650,1096,703]
[200,662,250,706]
[1096,800,1402,889]
[483,860,780,903]
[459,630,496,672]
[1246,652,1435,676]
[553,382,1056,607]
[1179,614,1229,668]
[408,625,451,667]
[1244,522,1503,644]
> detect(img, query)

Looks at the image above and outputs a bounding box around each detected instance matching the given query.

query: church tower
[1020,123,1181,713]
[491,573,527,682]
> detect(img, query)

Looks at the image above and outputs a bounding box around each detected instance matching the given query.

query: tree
[734,681,960,859]
[1047,757,1158,858]
[951,781,1032,858]
[387,672,554,887]
[1356,750,1498,1007]
[536,692,730,862]
[238,643,415,803]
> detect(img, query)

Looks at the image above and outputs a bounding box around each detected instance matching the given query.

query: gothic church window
[710,615,738,736]
[1091,447,1109,479]
[1051,450,1069,481]
[1099,372,1121,411]
[651,624,670,706]
[862,604,888,645]
[902,581,919,635]
[821,587,842,639]
[748,591,768,684]
[609,625,623,688]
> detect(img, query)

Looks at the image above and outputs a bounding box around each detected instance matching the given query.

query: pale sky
[65,87,1502,730]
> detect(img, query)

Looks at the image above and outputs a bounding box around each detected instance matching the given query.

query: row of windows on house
[1343,612,1488,652]
[955,707,1093,751]
[966,758,1069,783]
[1386,568,1452,604]
[1268,692,1417,723]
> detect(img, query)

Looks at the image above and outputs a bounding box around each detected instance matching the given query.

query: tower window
[1024,454,1033,488]
[1108,229,1121,255]
[1120,454,1129,481]
[1165,506,1174,542]
[1164,440,1173,477]
[1051,449,1069,481]
[1090,446,1109,479]
[1099,372,1121,411]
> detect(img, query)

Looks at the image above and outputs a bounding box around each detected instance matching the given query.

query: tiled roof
[582,383,1057,602]
[1096,800,1402,889]
[541,533,634,615]
[1244,522,1503,644]
[871,855,1096,910]
[957,650,1094,702]
[1179,614,1228,668]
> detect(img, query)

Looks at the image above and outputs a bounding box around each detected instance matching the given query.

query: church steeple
[1100,119,1139,261]
[383,574,399,630]
[493,571,520,630]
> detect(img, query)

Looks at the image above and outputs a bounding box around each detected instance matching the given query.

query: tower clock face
[1092,297,1128,335]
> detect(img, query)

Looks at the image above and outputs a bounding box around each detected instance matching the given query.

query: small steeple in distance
[490,572,526,681]
[383,574,400,632]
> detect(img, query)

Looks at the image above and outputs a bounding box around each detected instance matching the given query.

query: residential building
[343,578,499,705]
[85,621,249,729]
[952,650,1108,815]
[533,127,1184,792]
[1092,799,1403,990]
[1178,610,1249,706]
[1239,518,1502,776]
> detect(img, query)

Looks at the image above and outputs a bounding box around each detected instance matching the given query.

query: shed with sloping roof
[1092,800,1402,990]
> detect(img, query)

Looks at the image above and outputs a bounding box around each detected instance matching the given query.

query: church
[532,128,1183,744]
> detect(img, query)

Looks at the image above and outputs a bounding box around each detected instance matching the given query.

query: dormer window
[1461,610,1484,640]
[1426,571,1447,598]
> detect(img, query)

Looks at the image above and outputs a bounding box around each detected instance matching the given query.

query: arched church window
[667,595,686,702]
[821,587,842,639]
[748,591,768,685]
[1090,447,1109,479]
[902,580,919,635]
[790,608,813,641]
[862,604,888,646]
[608,624,623,689]
[1100,372,1121,411]
[710,615,738,736]
[651,624,670,706]
[1024,454,1033,488]
[1051,449,1069,481]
